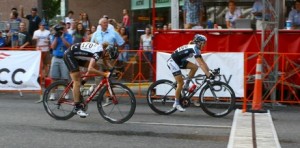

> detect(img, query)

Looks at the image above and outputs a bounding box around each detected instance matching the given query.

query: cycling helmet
[105,45,119,59]
[193,34,207,44]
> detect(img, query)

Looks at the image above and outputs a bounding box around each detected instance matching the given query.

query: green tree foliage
[42,0,61,19]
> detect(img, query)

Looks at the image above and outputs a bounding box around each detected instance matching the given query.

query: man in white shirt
[32,22,51,78]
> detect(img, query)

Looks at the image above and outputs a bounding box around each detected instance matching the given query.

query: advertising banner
[0,51,41,90]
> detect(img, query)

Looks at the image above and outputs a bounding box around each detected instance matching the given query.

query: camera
[53,24,64,37]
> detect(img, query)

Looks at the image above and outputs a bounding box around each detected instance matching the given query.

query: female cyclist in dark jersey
[63,42,118,117]
[167,34,214,112]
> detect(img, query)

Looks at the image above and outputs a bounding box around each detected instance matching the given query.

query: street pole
[171,0,179,29]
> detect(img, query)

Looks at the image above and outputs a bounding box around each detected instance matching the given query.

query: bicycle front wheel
[43,80,75,120]
[199,81,236,117]
[146,80,177,115]
[97,83,136,124]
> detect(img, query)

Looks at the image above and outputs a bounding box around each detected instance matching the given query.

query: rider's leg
[70,71,81,103]
[186,62,198,79]
[183,62,198,89]
[174,75,184,102]
[174,75,186,112]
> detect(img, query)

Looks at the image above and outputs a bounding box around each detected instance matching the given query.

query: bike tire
[43,80,75,120]
[96,83,136,124]
[199,81,236,117]
[146,79,177,115]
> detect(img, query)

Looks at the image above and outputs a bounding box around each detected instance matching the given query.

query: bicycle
[42,69,136,124]
[146,68,236,117]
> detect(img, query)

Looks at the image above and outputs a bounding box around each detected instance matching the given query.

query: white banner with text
[0,50,41,90]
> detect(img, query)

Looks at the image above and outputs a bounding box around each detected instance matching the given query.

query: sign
[156,52,244,97]
[0,51,41,90]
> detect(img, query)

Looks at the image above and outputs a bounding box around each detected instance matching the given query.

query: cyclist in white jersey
[64,42,118,117]
[167,34,215,112]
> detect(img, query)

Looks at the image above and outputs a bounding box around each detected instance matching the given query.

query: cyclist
[167,34,214,112]
[63,42,118,117]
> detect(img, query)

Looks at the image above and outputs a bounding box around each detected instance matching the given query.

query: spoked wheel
[43,80,75,120]
[199,81,236,117]
[97,83,136,124]
[146,80,177,115]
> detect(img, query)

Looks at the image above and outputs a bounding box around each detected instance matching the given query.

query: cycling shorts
[63,50,88,72]
[167,58,188,76]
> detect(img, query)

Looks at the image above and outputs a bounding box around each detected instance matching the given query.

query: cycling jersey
[64,42,104,72]
[171,44,201,66]
[167,44,201,76]
[69,42,103,61]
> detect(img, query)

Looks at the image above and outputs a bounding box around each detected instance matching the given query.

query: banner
[0,51,41,90]
[157,52,244,97]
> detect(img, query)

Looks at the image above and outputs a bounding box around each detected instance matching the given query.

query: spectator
[86,25,96,42]
[139,26,153,62]
[32,21,51,77]
[79,12,90,29]
[49,23,72,87]
[67,21,76,35]
[17,22,31,49]
[109,18,121,32]
[251,0,271,30]
[10,8,22,22]
[20,6,41,37]
[7,11,21,47]
[225,1,242,29]
[183,0,204,29]
[73,23,86,44]
[91,17,124,48]
[122,9,130,34]
[66,21,71,29]
[287,0,300,29]
[118,26,129,62]
[0,32,6,47]
[168,23,172,30]
[163,24,168,31]
[96,15,115,31]
[64,10,74,23]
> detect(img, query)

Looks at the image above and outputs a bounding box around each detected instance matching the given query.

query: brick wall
[68,0,130,26]
[0,0,39,22]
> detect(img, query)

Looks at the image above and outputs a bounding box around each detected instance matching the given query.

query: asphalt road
[0,92,299,148]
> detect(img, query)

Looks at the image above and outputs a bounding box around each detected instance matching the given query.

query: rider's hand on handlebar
[104,72,111,78]
[208,70,215,80]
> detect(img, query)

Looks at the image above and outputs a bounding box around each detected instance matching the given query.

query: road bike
[42,70,136,124]
[146,68,236,117]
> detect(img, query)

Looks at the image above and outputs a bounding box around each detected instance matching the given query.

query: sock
[175,99,179,105]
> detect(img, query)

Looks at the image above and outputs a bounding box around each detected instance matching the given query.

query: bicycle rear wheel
[97,83,136,124]
[146,80,177,115]
[43,80,75,120]
[199,81,236,117]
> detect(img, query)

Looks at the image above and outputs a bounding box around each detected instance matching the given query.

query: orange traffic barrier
[249,54,266,113]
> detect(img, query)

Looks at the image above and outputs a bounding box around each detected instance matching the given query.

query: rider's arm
[87,58,109,77]
[195,57,210,77]
[102,56,113,70]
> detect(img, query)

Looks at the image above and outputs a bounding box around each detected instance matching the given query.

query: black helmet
[106,45,119,59]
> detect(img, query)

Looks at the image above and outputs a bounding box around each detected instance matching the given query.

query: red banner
[153,29,300,53]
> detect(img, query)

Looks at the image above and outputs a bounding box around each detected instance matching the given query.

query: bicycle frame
[57,74,114,105]
[180,70,222,101]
